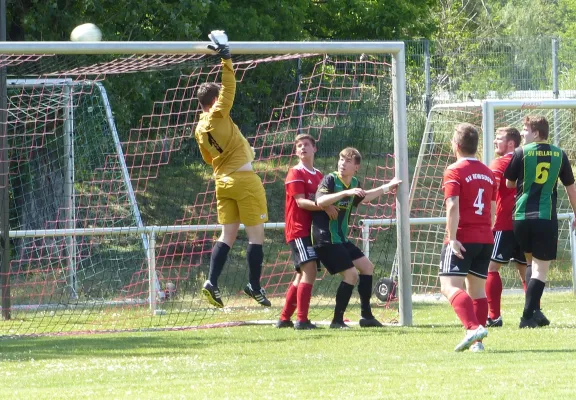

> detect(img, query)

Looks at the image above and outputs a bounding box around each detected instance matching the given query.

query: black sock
[523,278,545,319]
[358,274,374,319]
[208,241,230,286]
[333,281,354,324]
[247,244,263,292]
[525,264,532,286]
[524,264,541,308]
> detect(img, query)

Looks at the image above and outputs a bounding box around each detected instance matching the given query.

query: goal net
[0,45,407,335]
[410,100,576,294]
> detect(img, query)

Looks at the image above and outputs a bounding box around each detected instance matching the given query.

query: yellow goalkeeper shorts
[215,171,268,226]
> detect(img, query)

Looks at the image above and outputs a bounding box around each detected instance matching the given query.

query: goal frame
[0,41,413,326]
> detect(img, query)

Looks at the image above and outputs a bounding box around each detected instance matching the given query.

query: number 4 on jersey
[473,188,484,215]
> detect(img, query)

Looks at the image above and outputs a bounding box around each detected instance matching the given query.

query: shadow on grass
[0,328,342,361]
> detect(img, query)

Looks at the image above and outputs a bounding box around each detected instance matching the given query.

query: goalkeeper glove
[207,30,231,60]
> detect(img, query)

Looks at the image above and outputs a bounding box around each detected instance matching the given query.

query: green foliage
[307,0,437,39]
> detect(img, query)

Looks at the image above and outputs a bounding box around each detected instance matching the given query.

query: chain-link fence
[404,37,576,158]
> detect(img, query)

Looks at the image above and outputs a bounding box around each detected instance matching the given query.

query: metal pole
[63,84,78,299]
[296,58,303,135]
[570,216,576,296]
[552,38,560,146]
[481,101,495,165]
[424,39,431,116]
[361,224,370,259]
[0,0,10,320]
[392,45,413,326]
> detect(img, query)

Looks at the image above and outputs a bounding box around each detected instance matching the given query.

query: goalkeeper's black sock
[523,278,545,319]
[247,244,263,292]
[333,281,354,323]
[358,274,374,319]
[208,241,230,286]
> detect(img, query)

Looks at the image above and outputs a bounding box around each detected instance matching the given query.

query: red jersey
[442,158,497,244]
[489,153,515,231]
[285,163,323,242]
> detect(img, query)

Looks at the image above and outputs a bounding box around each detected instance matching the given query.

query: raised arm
[211,59,236,116]
[360,177,402,204]
[207,30,235,116]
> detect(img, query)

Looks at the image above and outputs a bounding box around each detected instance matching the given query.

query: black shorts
[513,219,558,261]
[491,230,527,264]
[439,243,494,279]
[289,237,320,272]
[315,241,365,275]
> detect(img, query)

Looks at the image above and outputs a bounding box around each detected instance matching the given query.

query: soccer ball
[70,23,102,42]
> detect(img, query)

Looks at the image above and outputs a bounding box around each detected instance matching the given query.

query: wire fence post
[552,38,560,146]
[424,39,431,116]
[0,0,10,321]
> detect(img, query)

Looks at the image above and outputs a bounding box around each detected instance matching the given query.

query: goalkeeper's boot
[454,325,488,352]
[470,341,485,353]
[486,316,503,328]
[294,320,317,330]
[202,281,224,308]
[533,309,550,327]
[275,319,294,329]
[359,317,384,328]
[243,284,271,307]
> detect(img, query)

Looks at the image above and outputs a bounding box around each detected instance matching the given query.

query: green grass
[2,292,576,399]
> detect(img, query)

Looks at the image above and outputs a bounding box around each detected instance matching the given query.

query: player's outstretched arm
[361,177,402,204]
[316,188,363,208]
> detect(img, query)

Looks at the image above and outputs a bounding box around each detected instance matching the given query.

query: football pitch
[2,292,576,399]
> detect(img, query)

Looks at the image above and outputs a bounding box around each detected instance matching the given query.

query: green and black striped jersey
[504,142,575,220]
[312,172,363,245]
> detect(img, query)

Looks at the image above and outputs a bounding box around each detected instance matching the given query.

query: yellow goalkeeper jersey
[194,58,254,176]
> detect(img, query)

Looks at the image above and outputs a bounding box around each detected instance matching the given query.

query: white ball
[70,23,102,42]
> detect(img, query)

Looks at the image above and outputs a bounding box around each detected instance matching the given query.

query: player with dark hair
[195,30,270,308]
[504,116,576,328]
[440,123,497,352]
[276,134,338,330]
[313,147,401,329]
[485,127,526,328]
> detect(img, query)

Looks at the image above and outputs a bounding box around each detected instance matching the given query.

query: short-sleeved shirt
[284,163,323,242]
[504,142,575,220]
[442,158,497,244]
[489,152,516,231]
[312,172,363,246]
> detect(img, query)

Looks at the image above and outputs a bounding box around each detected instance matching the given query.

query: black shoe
[329,321,350,329]
[294,320,317,330]
[486,316,503,327]
[519,317,539,329]
[533,309,550,327]
[202,281,224,308]
[243,284,272,307]
[275,319,294,329]
[359,317,383,328]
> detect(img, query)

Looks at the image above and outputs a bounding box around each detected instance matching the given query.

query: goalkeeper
[194,30,270,308]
